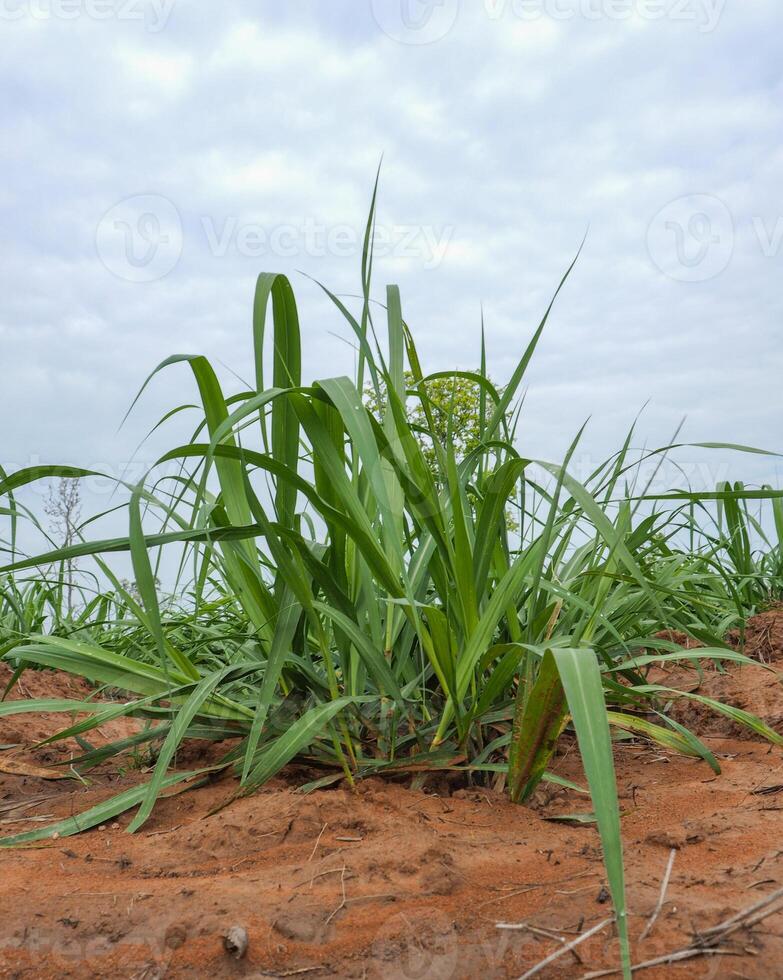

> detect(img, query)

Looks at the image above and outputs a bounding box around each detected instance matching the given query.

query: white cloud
[117,45,193,91]
[0,0,782,503]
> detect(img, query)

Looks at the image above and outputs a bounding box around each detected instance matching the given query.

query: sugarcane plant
[2,204,782,979]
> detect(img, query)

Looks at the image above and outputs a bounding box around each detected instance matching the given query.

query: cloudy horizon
[3,0,783,532]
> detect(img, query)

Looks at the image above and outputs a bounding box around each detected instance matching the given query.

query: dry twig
[325,865,347,926]
[581,885,783,979]
[517,916,614,979]
[581,948,735,979]
[639,848,676,941]
[308,822,327,862]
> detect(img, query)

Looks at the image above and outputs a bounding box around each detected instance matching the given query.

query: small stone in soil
[224,924,249,959]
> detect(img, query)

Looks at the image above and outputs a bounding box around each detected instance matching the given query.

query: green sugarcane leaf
[549,647,631,980]
[242,697,366,792]
[0,770,213,847]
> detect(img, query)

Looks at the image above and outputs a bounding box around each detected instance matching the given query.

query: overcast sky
[2,0,783,536]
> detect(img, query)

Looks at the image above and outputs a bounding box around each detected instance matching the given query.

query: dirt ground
[1,616,782,979]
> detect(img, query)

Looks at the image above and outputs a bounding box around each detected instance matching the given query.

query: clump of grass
[2,203,782,978]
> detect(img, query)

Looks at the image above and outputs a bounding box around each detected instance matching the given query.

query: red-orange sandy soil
[1,615,783,979]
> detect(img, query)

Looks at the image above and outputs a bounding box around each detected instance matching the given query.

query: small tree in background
[44,477,81,616]
[365,370,501,474]
[365,371,518,529]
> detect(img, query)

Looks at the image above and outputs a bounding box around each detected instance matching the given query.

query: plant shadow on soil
[1,614,782,979]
